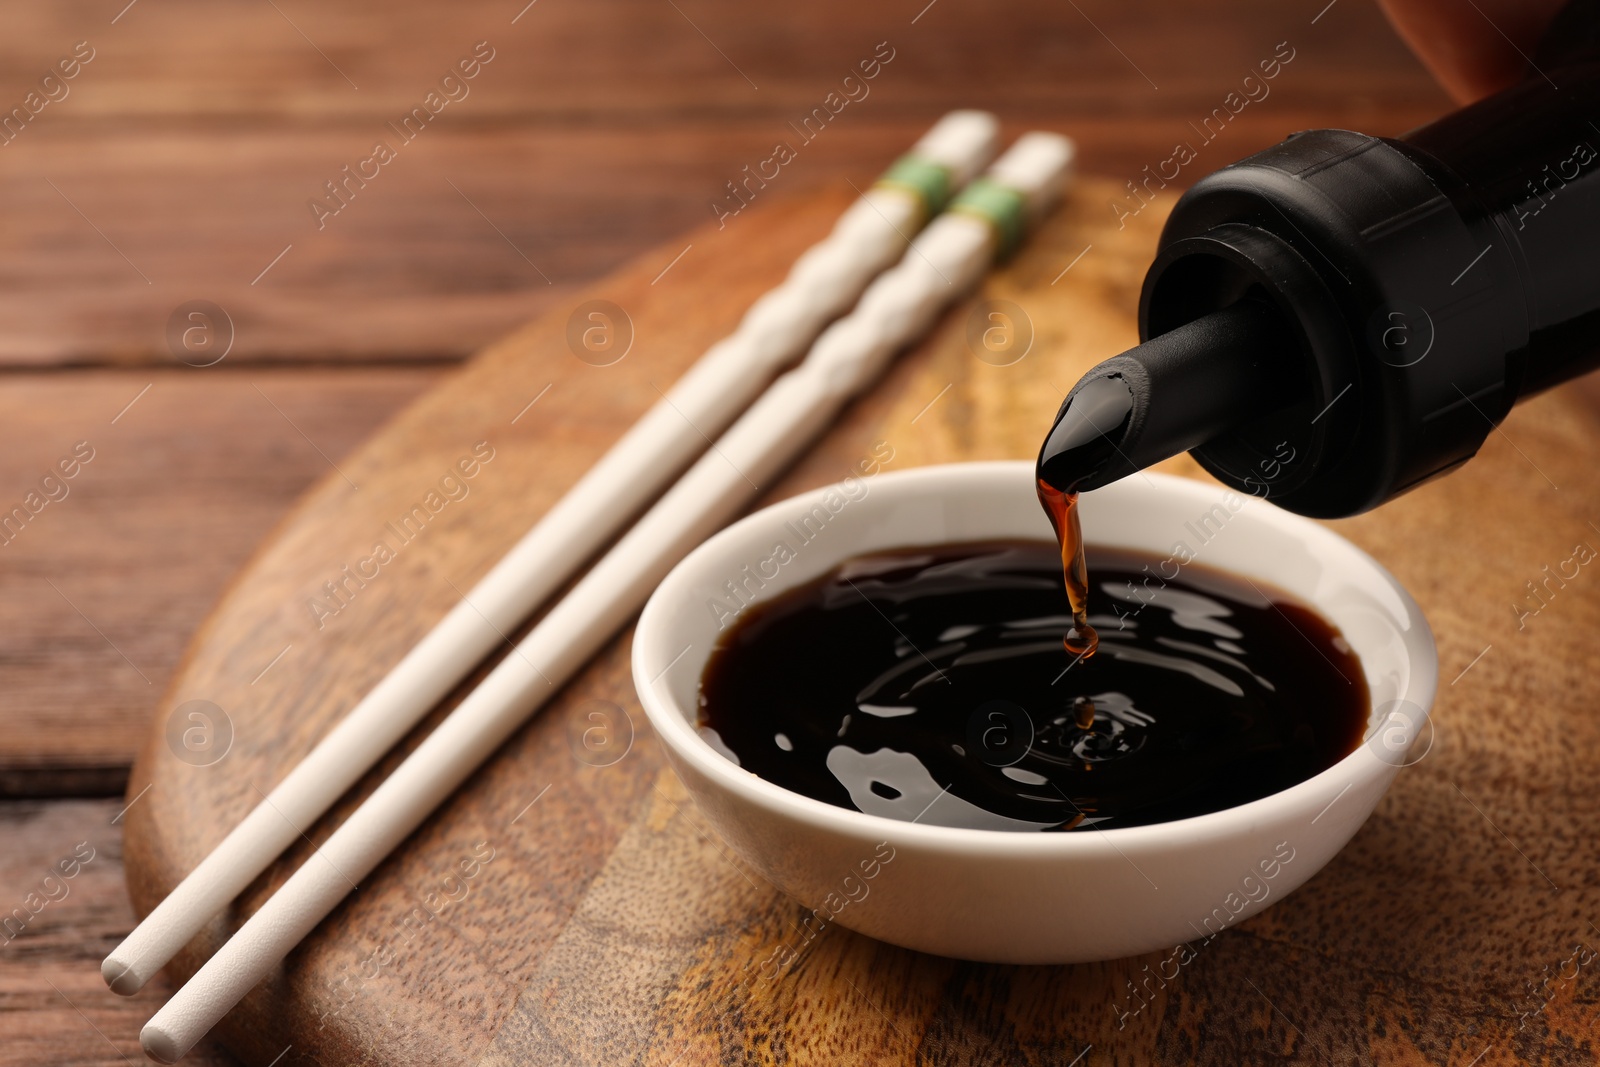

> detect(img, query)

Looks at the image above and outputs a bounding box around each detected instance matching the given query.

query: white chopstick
[138,131,1074,1063]
[101,110,999,999]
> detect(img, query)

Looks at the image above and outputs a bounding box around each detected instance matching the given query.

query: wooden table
[0,1,1507,1063]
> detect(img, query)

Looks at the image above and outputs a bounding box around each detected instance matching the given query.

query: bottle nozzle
[1037,298,1303,495]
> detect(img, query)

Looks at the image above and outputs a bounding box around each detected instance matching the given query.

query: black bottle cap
[1046,129,1526,518]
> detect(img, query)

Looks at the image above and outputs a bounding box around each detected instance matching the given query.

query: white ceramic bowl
[632,462,1436,964]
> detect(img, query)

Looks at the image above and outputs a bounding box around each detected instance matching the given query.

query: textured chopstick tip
[142,1021,185,1064]
[101,952,143,996]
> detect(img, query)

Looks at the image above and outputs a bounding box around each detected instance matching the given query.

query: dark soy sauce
[698,541,1369,832]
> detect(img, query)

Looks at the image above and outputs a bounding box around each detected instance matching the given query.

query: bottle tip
[1036,373,1136,495]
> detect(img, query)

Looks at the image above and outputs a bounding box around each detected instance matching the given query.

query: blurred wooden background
[0,0,1455,1062]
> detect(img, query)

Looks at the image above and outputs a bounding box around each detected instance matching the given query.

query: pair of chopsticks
[116,113,1075,1062]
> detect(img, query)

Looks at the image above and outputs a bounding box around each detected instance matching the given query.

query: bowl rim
[633,461,1438,855]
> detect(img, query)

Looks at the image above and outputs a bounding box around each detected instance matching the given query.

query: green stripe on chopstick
[873,154,954,223]
[948,177,1029,259]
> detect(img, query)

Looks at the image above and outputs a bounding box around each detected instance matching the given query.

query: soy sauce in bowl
[697,540,1368,832]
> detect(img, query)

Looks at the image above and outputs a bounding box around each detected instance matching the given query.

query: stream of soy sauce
[1036,482,1098,731]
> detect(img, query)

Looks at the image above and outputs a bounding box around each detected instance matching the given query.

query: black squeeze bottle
[1038,0,1600,517]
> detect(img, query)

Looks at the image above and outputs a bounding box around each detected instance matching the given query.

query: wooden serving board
[123,177,1600,1067]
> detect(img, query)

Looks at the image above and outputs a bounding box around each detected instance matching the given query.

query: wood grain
[120,179,1600,1066]
[0,0,1447,367]
[0,368,439,795]
[0,800,237,1066]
